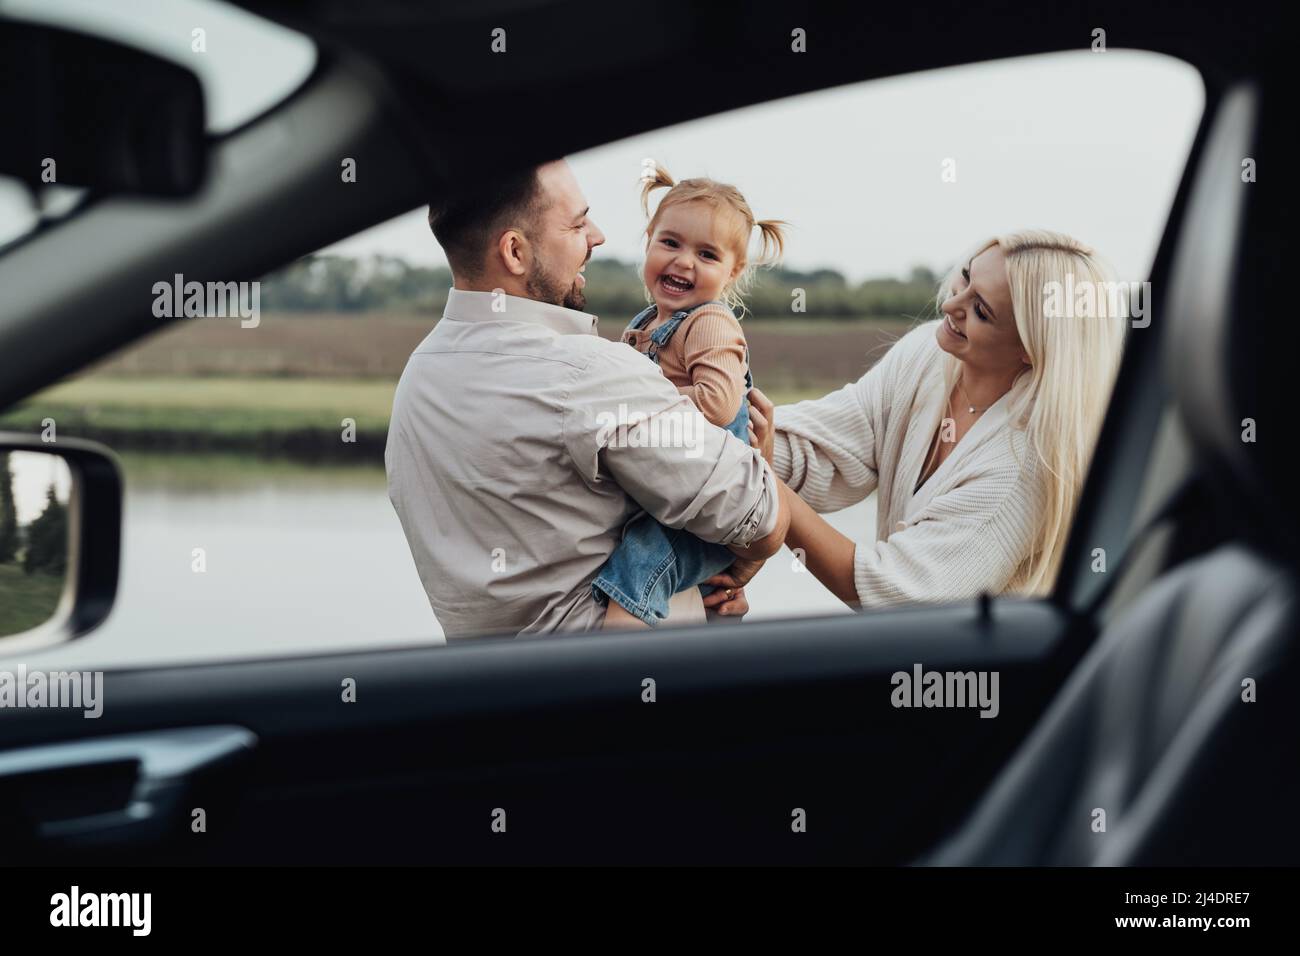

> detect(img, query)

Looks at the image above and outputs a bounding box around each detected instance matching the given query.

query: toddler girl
[593,164,787,628]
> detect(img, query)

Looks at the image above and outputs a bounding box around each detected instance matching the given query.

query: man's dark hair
[427,166,549,280]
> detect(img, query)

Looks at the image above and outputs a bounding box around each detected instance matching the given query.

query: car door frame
[0,13,1243,863]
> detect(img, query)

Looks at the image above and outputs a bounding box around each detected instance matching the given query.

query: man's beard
[526,257,586,311]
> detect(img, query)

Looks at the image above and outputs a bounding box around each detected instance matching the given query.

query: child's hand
[747,387,776,467]
[703,554,766,615]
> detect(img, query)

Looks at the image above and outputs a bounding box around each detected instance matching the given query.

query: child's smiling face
[644,201,743,313]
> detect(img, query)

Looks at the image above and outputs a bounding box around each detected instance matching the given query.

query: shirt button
[895,521,908,532]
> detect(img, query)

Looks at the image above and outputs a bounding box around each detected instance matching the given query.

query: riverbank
[0,376,834,460]
[0,314,908,459]
[0,376,394,459]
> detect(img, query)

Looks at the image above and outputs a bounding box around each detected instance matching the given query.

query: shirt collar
[443,288,598,336]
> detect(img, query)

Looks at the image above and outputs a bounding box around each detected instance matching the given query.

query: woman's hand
[747,387,776,468]
[701,585,749,617]
[701,555,766,617]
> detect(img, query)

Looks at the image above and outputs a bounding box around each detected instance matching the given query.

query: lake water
[19,453,874,669]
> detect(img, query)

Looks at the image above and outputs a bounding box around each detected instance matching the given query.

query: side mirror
[0,434,122,649]
[0,20,207,197]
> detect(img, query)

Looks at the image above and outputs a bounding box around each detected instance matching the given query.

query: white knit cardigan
[772,319,1046,607]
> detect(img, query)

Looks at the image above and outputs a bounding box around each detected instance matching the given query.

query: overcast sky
[9,451,71,525]
[1,3,1204,282]
[324,50,1203,284]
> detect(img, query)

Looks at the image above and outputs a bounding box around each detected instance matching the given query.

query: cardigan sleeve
[676,304,749,427]
[852,454,1044,607]
[772,321,936,513]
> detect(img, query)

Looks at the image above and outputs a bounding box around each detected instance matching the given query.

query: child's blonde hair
[640,164,787,315]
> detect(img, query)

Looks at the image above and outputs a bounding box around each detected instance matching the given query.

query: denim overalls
[590,301,753,625]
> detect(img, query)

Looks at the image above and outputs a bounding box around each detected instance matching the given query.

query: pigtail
[724,217,789,318]
[639,163,677,217]
[753,218,789,267]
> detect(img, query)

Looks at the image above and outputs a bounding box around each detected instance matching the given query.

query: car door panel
[1,599,1084,863]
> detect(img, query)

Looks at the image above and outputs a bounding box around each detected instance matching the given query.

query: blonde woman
[717,230,1128,611]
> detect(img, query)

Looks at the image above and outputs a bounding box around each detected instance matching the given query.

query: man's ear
[496,229,529,278]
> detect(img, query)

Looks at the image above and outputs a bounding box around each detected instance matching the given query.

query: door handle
[0,725,256,846]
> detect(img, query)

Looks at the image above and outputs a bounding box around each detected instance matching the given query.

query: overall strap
[646,311,686,365]
[624,304,658,335]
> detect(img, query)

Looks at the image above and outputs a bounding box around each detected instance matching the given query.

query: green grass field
[0,563,64,637]
[0,377,395,455]
[0,375,830,456]
[5,375,394,432]
[0,312,900,456]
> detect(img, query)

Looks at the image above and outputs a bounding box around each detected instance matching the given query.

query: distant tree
[0,453,16,564]
[256,252,941,322]
[22,483,67,577]
[909,265,939,287]
[259,254,452,314]
[807,268,849,287]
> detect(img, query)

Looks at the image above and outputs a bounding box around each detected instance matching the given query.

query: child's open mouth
[659,274,694,296]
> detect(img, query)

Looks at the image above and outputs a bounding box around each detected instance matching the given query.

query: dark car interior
[0,1,1290,866]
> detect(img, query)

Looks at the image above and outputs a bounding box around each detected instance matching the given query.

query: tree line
[258,254,943,321]
[0,453,67,576]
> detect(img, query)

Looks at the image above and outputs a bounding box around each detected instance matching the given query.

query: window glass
[5,50,1203,665]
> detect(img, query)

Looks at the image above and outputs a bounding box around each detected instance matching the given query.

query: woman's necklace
[958,379,992,414]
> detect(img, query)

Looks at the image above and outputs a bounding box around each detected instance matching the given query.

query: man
[386,160,789,638]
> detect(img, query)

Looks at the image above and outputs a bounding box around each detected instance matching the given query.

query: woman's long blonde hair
[640,163,787,314]
[936,230,1128,596]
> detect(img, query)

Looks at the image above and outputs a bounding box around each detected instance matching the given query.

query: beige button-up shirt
[386,289,779,639]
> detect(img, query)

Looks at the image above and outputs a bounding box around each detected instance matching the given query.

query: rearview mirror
[0,434,122,649]
[0,20,207,197]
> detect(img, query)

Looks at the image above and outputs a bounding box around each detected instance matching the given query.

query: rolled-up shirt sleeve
[564,345,779,547]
